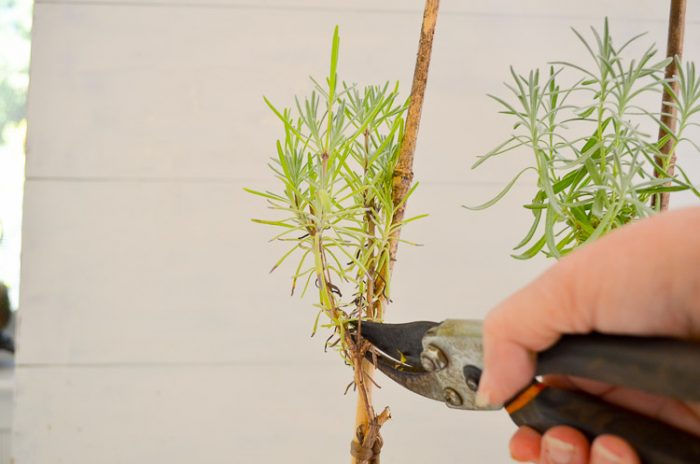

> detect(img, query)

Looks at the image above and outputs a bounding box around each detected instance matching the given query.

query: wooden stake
[390,0,440,263]
[652,0,687,211]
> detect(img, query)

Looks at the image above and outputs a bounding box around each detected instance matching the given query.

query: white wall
[15,1,700,462]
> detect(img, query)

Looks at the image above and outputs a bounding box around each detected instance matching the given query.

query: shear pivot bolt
[420,345,448,372]
[444,387,463,407]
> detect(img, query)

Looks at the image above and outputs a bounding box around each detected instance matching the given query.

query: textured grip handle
[537,333,700,401]
[507,386,700,464]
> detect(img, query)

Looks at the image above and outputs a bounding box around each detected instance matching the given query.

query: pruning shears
[358,319,700,464]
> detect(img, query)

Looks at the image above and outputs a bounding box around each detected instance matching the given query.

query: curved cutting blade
[358,320,438,368]
[357,319,497,411]
[371,350,452,403]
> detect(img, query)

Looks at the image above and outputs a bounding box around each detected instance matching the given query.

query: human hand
[508,423,639,464]
[476,207,700,463]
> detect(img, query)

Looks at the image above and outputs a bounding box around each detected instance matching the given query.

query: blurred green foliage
[0,0,32,143]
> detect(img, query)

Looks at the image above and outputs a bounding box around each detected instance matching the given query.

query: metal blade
[359,320,439,368]
[363,319,499,411]
[372,352,451,403]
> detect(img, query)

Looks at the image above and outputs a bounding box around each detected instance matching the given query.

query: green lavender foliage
[247,27,422,346]
[468,20,700,259]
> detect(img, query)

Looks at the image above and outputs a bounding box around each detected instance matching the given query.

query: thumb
[476,261,582,407]
[476,207,700,407]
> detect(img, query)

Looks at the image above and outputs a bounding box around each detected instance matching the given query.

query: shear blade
[358,320,439,368]
[371,350,448,402]
[353,320,452,402]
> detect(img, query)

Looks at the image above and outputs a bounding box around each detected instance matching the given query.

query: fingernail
[475,389,490,408]
[543,435,574,464]
[592,443,622,463]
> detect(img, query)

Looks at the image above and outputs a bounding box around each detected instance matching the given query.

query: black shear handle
[506,333,700,463]
[508,384,700,464]
[535,333,700,401]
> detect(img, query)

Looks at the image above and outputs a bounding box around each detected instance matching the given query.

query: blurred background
[0,0,699,462]
[0,0,31,461]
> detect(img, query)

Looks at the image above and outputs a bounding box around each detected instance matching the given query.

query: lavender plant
[469,20,700,259]
[247,26,428,462]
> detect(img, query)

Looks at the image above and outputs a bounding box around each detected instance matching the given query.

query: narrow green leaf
[464,167,536,210]
[329,26,340,101]
[512,234,546,260]
[243,188,287,202]
[269,242,303,273]
[513,192,545,250]
[252,218,296,228]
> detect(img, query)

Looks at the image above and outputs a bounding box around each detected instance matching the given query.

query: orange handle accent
[505,382,545,415]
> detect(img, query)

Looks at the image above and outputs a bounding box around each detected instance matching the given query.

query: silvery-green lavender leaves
[247,27,421,351]
[469,20,700,259]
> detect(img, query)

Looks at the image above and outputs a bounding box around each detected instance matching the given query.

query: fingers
[511,425,589,463]
[510,426,641,464]
[540,426,590,464]
[510,426,541,462]
[590,435,640,464]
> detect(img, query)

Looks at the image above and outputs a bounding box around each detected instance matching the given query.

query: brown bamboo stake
[390,0,440,262]
[652,0,687,211]
[350,1,440,463]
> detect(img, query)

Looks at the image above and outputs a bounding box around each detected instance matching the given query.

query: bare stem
[350,131,381,464]
[652,0,686,211]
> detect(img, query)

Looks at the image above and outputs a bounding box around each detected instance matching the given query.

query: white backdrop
[15,1,700,462]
